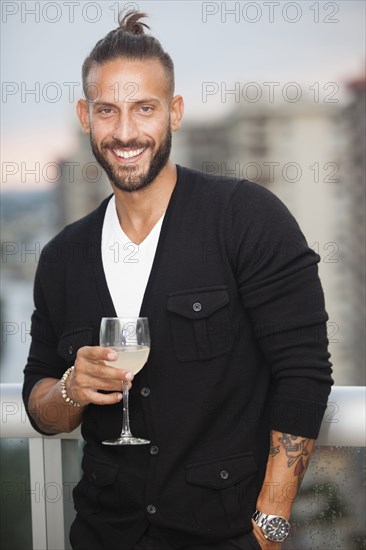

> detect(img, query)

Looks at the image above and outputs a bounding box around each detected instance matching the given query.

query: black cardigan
[23,165,333,548]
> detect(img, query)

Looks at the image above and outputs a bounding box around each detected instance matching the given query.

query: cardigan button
[68,345,73,355]
[220,469,229,480]
[141,387,151,397]
[147,504,157,515]
[150,445,159,455]
[193,302,202,312]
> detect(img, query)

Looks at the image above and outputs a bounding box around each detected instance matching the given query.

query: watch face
[264,517,290,542]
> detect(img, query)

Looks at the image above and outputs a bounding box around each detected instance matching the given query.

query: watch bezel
[262,515,290,542]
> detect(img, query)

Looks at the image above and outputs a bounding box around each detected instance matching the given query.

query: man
[23,11,333,550]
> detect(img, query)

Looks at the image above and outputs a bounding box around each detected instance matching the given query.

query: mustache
[101,138,153,151]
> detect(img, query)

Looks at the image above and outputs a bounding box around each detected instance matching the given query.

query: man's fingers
[96,364,134,382]
[77,345,117,363]
[87,390,123,406]
[85,383,132,405]
[74,349,134,382]
[72,366,133,393]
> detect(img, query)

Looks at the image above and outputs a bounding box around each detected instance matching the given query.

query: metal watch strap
[252,509,291,541]
[252,510,267,527]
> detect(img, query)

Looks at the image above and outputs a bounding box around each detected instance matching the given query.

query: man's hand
[67,345,134,406]
[251,521,282,550]
[28,345,135,434]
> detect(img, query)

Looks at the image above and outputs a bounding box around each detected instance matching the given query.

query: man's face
[78,58,178,193]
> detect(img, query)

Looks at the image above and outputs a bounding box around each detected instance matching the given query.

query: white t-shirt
[101,195,164,317]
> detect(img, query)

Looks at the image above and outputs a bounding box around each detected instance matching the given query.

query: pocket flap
[186,453,257,489]
[82,454,118,488]
[167,286,229,319]
[57,326,94,361]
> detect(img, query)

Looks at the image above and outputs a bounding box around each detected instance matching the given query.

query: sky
[1,0,365,190]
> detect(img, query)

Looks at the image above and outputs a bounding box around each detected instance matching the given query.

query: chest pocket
[167,286,232,362]
[57,326,94,365]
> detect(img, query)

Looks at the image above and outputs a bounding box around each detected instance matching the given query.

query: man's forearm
[256,430,315,517]
[28,378,85,434]
[251,430,315,549]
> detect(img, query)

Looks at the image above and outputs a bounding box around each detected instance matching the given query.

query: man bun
[118,11,150,35]
[82,10,175,98]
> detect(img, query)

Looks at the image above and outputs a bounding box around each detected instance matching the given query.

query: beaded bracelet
[60,366,81,408]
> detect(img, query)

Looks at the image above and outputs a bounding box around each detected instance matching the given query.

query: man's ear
[77,99,91,134]
[170,95,184,132]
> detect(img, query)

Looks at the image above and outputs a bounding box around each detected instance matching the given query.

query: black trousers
[133,526,261,550]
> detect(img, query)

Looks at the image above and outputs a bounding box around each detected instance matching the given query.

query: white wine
[105,345,150,374]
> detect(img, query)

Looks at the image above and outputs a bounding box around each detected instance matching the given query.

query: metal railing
[1,384,365,550]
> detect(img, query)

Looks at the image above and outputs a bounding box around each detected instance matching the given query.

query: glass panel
[61,439,84,550]
[0,439,33,550]
[284,446,366,550]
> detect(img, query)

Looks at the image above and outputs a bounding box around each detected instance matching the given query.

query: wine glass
[100,317,150,445]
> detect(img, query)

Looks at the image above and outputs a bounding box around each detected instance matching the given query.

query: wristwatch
[252,509,291,542]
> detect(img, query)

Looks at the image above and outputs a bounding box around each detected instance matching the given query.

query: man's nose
[112,112,139,144]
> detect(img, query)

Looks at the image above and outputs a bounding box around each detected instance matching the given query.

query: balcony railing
[1,384,365,550]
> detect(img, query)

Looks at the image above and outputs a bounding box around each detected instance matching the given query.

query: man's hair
[82,11,175,99]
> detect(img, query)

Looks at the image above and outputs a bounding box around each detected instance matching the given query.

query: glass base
[102,436,150,446]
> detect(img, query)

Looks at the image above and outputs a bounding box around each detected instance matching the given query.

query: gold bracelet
[60,366,81,407]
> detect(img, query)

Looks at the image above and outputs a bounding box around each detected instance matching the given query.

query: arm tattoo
[269,431,280,457]
[277,432,312,489]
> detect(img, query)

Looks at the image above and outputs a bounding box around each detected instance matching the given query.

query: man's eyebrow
[90,98,160,107]
[90,101,117,108]
[130,97,160,104]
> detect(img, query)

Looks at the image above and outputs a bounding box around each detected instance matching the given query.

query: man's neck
[113,161,177,245]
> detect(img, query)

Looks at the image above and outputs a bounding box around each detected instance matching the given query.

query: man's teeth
[113,147,145,159]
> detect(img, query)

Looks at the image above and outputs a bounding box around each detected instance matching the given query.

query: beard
[89,123,172,193]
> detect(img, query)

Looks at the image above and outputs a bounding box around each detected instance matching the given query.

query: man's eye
[99,108,113,114]
[140,106,153,113]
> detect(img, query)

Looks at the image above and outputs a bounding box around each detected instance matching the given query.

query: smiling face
[77,58,183,193]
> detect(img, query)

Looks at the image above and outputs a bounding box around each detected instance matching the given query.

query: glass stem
[120,383,132,438]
